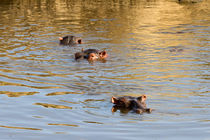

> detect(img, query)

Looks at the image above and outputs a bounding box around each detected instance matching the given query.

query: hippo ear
[77,38,82,44]
[111,96,118,104]
[142,94,147,99]
[101,50,107,56]
[141,95,147,102]
[137,95,147,102]
[99,50,106,57]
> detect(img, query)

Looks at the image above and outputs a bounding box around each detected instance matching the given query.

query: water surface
[0,0,210,139]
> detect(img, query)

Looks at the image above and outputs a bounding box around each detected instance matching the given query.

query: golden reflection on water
[0,80,62,89]
[46,91,83,96]
[0,125,41,131]
[34,103,72,109]
[83,99,105,102]
[59,100,79,104]
[83,121,103,124]
[0,0,208,99]
[0,0,209,139]
[48,123,79,127]
[0,91,38,97]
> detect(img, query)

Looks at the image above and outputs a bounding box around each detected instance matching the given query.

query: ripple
[0,0,209,139]
[48,123,79,127]
[0,91,38,97]
[59,100,79,104]
[0,80,63,90]
[34,103,72,109]
[46,91,83,96]
[83,121,103,125]
[0,125,42,131]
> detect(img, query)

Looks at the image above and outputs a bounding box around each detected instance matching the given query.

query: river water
[0,0,209,139]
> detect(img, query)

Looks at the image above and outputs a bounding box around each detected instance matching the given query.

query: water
[0,0,210,139]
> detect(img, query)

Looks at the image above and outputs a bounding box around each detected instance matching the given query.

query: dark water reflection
[0,0,210,139]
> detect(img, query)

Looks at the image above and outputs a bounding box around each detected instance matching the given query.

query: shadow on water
[0,0,210,139]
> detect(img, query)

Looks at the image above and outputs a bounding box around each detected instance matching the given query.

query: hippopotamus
[59,35,82,46]
[111,95,152,114]
[75,49,108,61]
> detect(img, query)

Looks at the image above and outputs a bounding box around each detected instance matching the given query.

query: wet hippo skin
[75,49,108,61]
[111,95,152,114]
[59,35,82,46]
